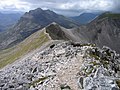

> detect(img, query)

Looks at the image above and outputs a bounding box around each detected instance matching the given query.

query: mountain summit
[0,8,79,50]
[20,8,79,29]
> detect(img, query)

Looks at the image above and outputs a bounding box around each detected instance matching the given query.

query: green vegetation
[88,48,111,69]
[116,80,120,88]
[101,60,109,67]
[89,53,100,60]
[82,66,94,76]
[87,68,93,76]
[90,61,100,66]
[100,12,120,19]
[0,30,50,68]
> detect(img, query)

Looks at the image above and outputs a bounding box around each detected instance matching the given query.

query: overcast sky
[0,0,120,16]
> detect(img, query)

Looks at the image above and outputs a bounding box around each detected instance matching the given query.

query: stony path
[0,41,120,90]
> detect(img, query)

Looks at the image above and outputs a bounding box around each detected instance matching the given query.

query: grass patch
[89,53,100,60]
[0,30,50,68]
[116,80,120,88]
[86,66,94,76]
[101,60,109,69]
[88,48,111,69]
[100,12,120,19]
[90,61,100,66]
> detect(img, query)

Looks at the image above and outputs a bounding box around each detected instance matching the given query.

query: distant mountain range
[71,13,100,24]
[0,12,22,32]
[0,8,79,50]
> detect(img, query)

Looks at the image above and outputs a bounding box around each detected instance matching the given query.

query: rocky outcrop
[0,41,120,90]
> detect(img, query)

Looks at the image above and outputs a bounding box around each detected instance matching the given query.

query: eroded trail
[0,42,120,90]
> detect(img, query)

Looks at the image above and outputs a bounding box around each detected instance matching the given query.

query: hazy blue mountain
[71,13,100,24]
[0,12,22,32]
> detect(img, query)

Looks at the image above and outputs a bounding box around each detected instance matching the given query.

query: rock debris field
[0,41,120,90]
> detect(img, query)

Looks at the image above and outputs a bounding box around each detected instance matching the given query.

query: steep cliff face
[0,42,120,90]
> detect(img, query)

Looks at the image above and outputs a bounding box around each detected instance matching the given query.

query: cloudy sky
[0,0,120,16]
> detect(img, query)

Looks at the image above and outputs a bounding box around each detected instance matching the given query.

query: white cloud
[0,0,31,12]
[0,0,119,16]
[58,0,114,11]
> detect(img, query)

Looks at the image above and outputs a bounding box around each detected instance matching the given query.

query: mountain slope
[0,8,79,50]
[71,12,120,54]
[0,28,50,68]
[0,12,22,32]
[0,23,75,68]
[71,13,99,24]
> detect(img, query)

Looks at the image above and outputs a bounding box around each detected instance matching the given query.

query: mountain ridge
[0,23,73,68]
[0,8,79,50]
[71,13,100,24]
